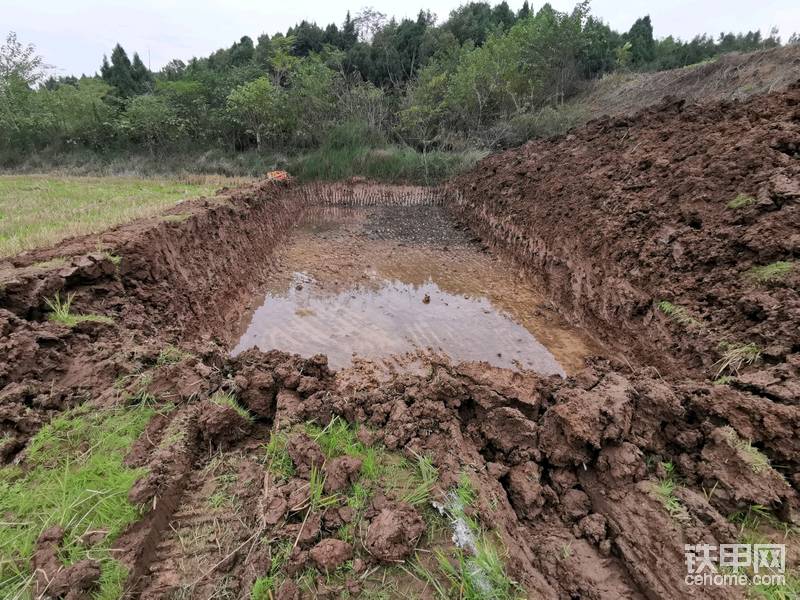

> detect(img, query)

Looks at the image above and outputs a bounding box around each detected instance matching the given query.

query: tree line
[0,2,792,166]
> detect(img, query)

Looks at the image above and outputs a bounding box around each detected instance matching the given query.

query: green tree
[226,77,287,148]
[123,95,180,153]
[626,16,656,66]
[100,44,141,97]
[0,32,49,85]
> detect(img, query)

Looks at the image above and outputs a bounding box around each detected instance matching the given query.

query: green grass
[657,300,700,328]
[747,261,794,284]
[156,344,193,366]
[209,391,252,422]
[714,342,762,377]
[413,533,521,600]
[650,461,687,520]
[727,506,800,600]
[251,539,293,599]
[401,453,439,506]
[721,427,771,474]
[45,292,113,327]
[264,432,295,481]
[728,193,756,209]
[287,121,484,185]
[0,403,157,599]
[0,174,220,257]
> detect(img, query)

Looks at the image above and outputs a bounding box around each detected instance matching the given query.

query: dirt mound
[452,81,800,383]
[579,45,800,120]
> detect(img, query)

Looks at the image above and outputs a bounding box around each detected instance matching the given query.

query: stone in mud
[576,513,607,544]
[323,455,362,494]
[309,538,353,571]
[365,505,425,562]
[147,359,213,403]
[480,406,540,461]
[285,547,309,576]
[595,442,646,484]
[274,388,303,428]
[286,432,325,476]
[238,369,277,418]
[505,461,546,520]
[261,475,289,526]
[284,512,321,548]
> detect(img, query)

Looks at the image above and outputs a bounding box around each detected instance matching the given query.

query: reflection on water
[233,273,565,375]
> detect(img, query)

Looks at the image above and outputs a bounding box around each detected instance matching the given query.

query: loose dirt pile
[453,81,800,385]
[1,87,799,599]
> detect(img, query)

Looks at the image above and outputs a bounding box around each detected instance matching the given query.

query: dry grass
[0,174,242,257]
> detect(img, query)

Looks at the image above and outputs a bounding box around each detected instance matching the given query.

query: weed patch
[721,427,770,474]
[0,403,157,598]
[210,391,252,422]
[45,291,113,327]
[746,261,794,284]
[658,300,700,328]
[264,432,295,480]
[728,193,756,209]
[714,342,761,377]
[156,344,193,366]
[160,213,192,223]
[650,462,688,520]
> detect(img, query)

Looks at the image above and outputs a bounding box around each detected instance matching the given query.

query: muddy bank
[452,81,800,387]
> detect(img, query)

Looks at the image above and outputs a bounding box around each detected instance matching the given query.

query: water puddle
[233,273,565,374]
[233,205,598,374]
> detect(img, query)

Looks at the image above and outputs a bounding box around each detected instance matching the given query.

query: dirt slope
[579,45,800,120]
[452,81,800,388]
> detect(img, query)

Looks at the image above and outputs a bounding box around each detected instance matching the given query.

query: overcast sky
[5,0,800,77]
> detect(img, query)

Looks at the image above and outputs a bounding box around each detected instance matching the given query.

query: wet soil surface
[234,205,595,374]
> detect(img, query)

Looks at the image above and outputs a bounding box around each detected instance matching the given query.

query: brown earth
[1,86,799,598]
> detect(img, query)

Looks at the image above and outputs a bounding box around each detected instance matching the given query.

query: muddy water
[232,205,599,374]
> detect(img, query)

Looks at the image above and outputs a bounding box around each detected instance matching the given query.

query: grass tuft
[728,193,756,209]
[401,452,439,506]
[721,426,770,474]
[156,344,193,366]
[210,391,252,422]
[747,261,794,284]
[45,291,114,327]
[657,300,700,328]
[264,432,295,481]
[650,461,687,520]
[714,342,762,377]
[0,403,156,599]
[430,535,521,600]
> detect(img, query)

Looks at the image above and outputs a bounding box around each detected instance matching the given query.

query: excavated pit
[3,82,800,600]
[232,203,596,374]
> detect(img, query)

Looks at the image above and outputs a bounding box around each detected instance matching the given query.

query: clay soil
[1,84,799,600]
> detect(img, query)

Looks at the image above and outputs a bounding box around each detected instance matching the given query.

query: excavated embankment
[1,88,799,600]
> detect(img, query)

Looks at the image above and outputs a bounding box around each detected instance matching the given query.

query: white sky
[5,0,800,77]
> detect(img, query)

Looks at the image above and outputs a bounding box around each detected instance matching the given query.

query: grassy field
[0,175,246,258]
